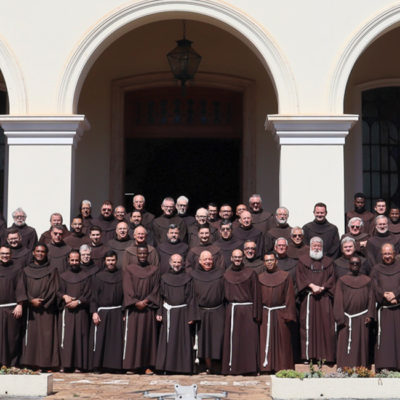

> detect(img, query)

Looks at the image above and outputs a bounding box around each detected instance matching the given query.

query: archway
[75,18,279,215]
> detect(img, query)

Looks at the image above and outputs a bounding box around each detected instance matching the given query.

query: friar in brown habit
[345,193,375,235]
[248,194,274,234]
[334,256,375,369]
[221,249,262,375]
[91,201,118,243]
[106,221,133,269]
[6,228,32,268]
[152,197,187,246]
[259,252,296,372]
[122,245,160,373]
[214,220,244,268]
[287,227,309,260]
[156,253,198,374]
[296,236,336,363]
[64,217,90,249]
[47,225,72,274]
[302,203,340,259]
[21,243,60,370]
[186,226,225,270]
[264,207,292,252]
[371,243,400,370]
[191,251,225,374]
[89,250,124,372]
[158,224,188,275]
[388,207,400,236]
[341,217,370,258]
[0,245,26,366]
[88,226,110,269]
[58,250,91,372]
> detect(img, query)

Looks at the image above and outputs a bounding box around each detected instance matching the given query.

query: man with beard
[186,226,225,270]
[158,224,188,275]
[89,250,124,372]
[92,201,118,243]
[39,213,70,245]
[371,243,400,371]
[20,244,59,370]
[123,246,160,373]
[58,250,91,372]
[233,211,264,258]
[258,252,296,373]
[123,225,159,269]
[131,194,155,230]
[79,245,99,277]
[370,199,388,235]
[152,197,187,246]
[287,227,309,260]
[303,203,340,259]
[191,251,225,374]
[156,254,197,374]
[265,207,292,252]
[341,217,369,257]
[334,237,370,279]
[345,193,375,234]
[127,211,155,246]
[79,199,93,234]
[388,206,400,236]
[296,237,336,363]
[6,228,31,268]
[222,249,261,375]
[64,217,90,249]
[243,240,264,274]
[0,245,26,367]
[6,208,37,250]
[366,215,400,267]
[219,204,234,224]
[88,226,109,268]
[107,221,133,269]
[233,204,247,228]
[187,208,218,247]
[274,238,297,284]
[48,225,72,274]
[176,195,195,227]
[334,256,374,368]
[207,203,220,230]
[248,194,274,234]
[215,220,244,267]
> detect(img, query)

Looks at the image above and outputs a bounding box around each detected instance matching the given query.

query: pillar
[0,115,88,235]
[266,115,358,235]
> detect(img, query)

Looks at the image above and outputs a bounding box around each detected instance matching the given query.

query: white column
[266,115,358,235]
[0,116,88,235]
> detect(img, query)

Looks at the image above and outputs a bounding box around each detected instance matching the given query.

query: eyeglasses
[292,234,303,238]
[350,225,361,229]
[220,227,231,231]
[244,247,256,251]
[350,262,361,265]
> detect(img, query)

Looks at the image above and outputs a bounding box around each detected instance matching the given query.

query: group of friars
[1,192,400,374]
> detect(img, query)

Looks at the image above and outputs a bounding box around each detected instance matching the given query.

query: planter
[0,373,53,396]
[271,375,400,399]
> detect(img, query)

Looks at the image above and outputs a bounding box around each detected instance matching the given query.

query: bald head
[199,250,213,271]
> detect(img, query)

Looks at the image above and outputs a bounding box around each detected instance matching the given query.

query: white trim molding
[57,0,298,114]
[266,115,359,145]
[329,3,400,113]
[0,115,89,145]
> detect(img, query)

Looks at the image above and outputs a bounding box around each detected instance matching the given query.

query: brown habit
[122,263,160,371]
[258,269,296,372]
[296,255,336,362]
[21,262,60,368]
[333,274,375,368]
[221,267,261,375]
[89,268,124,371]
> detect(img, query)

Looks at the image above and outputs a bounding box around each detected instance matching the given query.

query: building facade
[0,0,399,234]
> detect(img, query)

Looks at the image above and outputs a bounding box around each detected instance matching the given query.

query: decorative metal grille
[362,87,400,210]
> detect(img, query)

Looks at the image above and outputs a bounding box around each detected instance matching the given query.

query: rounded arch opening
[57,0,298,115]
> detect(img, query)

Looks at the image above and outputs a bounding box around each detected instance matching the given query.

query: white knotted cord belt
[93,305,122,352]
[344,309,368,354]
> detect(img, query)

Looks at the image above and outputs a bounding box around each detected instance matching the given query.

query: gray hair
[375,215,388,224]
[348,217,363,228]
[50,212,63,222]
[341,236,355,247]
[196,207,208,217]
[79,244,92,253]
[276,207,289,216]
[162,197,175,206]
[291,226,304,236]
[82,199,92,207]
[12,207,26,218]
[249,194,262,202]
[176,195,189,204]
[310,236,323,246]
[274,237,288,246]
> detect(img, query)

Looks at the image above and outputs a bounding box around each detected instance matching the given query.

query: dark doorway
[125,138,241,214]
[123,87,243,215]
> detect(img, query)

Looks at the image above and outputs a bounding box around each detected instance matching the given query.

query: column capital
[0,115,89,145]
[266,115,359,145]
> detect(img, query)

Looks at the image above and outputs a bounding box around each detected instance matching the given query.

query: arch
[57,0,298,114]
[0,36,27,114]
[329,3,400,113]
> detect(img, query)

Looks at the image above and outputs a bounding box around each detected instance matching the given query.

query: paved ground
[46,372,272,399]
